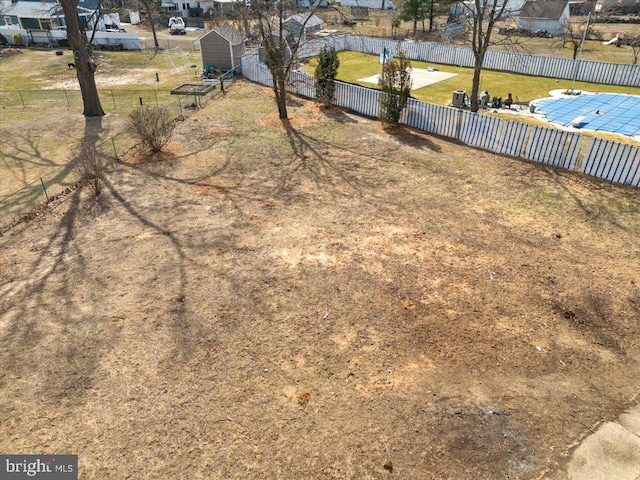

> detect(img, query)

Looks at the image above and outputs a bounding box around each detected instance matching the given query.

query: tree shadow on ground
[0,131,67,193]
[539,165,640,235]
[380,124,443,153]
[0,117,134,404]
[277,120,370,195]
[319,107,359,124]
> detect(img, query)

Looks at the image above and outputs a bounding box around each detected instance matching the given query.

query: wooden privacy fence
[294,35,640,87]
[241,52,640,188]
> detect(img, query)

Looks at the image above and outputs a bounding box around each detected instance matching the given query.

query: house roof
[519,0,569,19]
[3,0,97,18]
[3,1,64,18]
[595,0,638,5]
[284,13,324,28]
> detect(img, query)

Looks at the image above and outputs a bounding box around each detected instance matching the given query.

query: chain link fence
[0,89,177,111]
[139,38,202,51]
[0,91,221,233]
[0,130,136,233]
[0,164,79,234]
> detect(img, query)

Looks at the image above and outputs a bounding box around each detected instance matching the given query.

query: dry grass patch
[1,80,639,480]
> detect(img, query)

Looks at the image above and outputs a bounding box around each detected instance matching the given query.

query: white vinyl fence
[344,36,640,87]
[0,27,141,50]
[582,139,640,186]
[296,35,640,87]
[241,52,640,188]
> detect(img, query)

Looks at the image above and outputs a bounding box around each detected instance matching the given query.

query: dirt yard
[0,110,129,197]
[1,80,640,479]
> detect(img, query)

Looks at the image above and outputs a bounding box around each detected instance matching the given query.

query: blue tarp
[536,93,640,136]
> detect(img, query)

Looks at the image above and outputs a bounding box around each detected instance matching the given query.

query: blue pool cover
[535,93,640,136]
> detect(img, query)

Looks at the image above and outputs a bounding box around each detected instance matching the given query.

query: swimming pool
[535,93,640,137]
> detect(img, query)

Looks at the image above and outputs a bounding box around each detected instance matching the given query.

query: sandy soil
[1,81,640,479]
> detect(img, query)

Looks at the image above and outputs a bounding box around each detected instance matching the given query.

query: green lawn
[301,51,640,106]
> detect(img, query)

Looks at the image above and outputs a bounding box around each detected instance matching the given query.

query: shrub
[315,46,340,107]
[378,47,412,125]
[127,105,176,153]
[73,144,106,197]
[12,33,24,47]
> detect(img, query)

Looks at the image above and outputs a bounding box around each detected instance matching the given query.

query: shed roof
[284,13,324,28]
[200,24,245,45]
[519,0,569,18]
[215,24,245,44]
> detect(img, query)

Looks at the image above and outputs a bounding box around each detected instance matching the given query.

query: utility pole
[570,12,591,95]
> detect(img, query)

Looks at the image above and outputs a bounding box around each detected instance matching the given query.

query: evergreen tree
[315,46,340,107]
[378,48,412,125]
[400,0,426,38]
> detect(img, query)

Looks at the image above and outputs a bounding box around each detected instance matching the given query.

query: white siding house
[339,0,396,10]
[517,0,570,35]
[283,13,324,40]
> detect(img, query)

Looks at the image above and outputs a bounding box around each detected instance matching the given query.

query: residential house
[338,0,396,10]
[594,0,638,13]
[517,0,570,35]
[449,0,526,18]
[293,0,329,8]
[568,1,596,15]
[259,31,295,67]
[0,0,101,30]
[161,0,243,16]
[283,12,323,40]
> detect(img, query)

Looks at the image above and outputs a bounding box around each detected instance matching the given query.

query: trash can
[529,104,536,113]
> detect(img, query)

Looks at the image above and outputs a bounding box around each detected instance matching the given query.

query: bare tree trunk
[470,62,481,113]
[149,14,160,50]
[59,0,105,117]
[243,17,250,38]
[429,0,435,31]
[274,77,288,119]
[139,0,160,50]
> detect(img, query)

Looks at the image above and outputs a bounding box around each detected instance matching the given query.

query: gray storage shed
[283,13,324,40]
[199,24,245,72]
